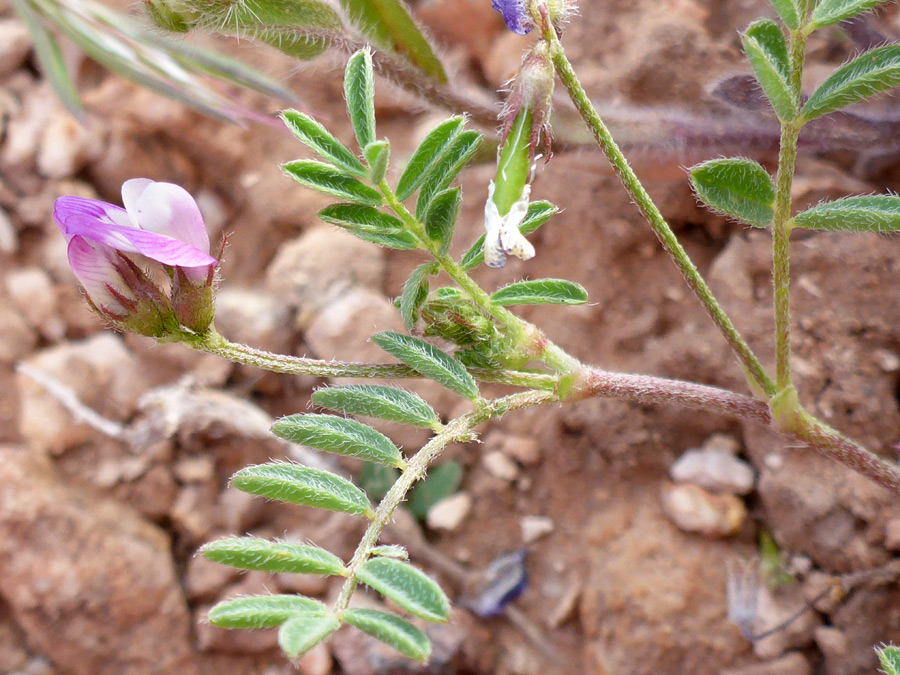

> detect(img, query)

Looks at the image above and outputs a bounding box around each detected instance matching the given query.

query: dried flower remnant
[726,559,760,640]
[54,179,218,336]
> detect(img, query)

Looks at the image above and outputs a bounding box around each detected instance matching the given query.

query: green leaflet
[372,332,479,400]
[398,262,438,330]
[278,613,341,658]
[423,187,462,255]
[341,608,431,661]
[877,645,900,675]
[811,0,892,27]
[690,157,776,227]
[13,0,85,121]
[415,130,483,219]
[208,594,327,629]
[345,49,377,150]
[801,45,900,122]
[231,462,374,517]
[396,117,466,201]
[364,140,390,183]
[201,537,347,576]
[791,195,900,232]
[283,160,383,205]
[742,19,796,121]
[272,414,405,468]
[281,110,367,177]
[769,0,802,29]
[490,279,588,306]
[336,0,446,83]
[356,557,451,622]
[312,384,441,429]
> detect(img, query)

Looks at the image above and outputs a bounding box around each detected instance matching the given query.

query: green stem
[188,329,558,389]
[546,31,776,398]
[331,388,557,614]
[379,182,581,374]
[772,30,808,393]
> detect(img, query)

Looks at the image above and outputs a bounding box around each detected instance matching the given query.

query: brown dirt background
[2,0,900,673]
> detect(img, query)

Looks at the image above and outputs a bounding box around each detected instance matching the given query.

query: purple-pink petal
[491,0,532,35]
[59,217,218,267]
[66,236,130,313]
[54,196,133,238]
[122,179,210,254]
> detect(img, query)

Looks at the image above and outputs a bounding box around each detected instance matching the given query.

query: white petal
[121,178,154,228]
[129,181,210,254]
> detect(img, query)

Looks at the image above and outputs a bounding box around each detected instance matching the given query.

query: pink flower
[55,179,218,334]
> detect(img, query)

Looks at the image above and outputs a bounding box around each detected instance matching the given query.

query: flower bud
[421,290,496,347]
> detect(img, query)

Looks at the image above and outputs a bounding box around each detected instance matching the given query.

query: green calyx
[492,108,533,217]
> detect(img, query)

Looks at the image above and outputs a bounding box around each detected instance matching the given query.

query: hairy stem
[772,30,808,393]
[189,329,558,389]
[545,29,776,398]
[332,389,557,614]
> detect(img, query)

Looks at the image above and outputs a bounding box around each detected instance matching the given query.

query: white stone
[425,492,472,531]
[483,450,519,481]
[659,482,747,537]
[520,515,554,543]
[670,449,755,494]
[5,267,64,340]
[701,433,742,455]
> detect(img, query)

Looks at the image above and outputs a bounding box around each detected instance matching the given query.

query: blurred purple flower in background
[492,0,533,35]
[55,179,218,334]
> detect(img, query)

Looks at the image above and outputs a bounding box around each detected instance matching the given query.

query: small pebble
[670,449,755,494]
[483,451,519,481]
[486,430,541,465]
[660,482,747,537]
[520,515,554,543]
[875,349,900,373]
[426,492,472,531]
[173,456,215,483]
[701,433,742,455]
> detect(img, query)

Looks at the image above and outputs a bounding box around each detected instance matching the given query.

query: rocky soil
[2,0,900,673]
